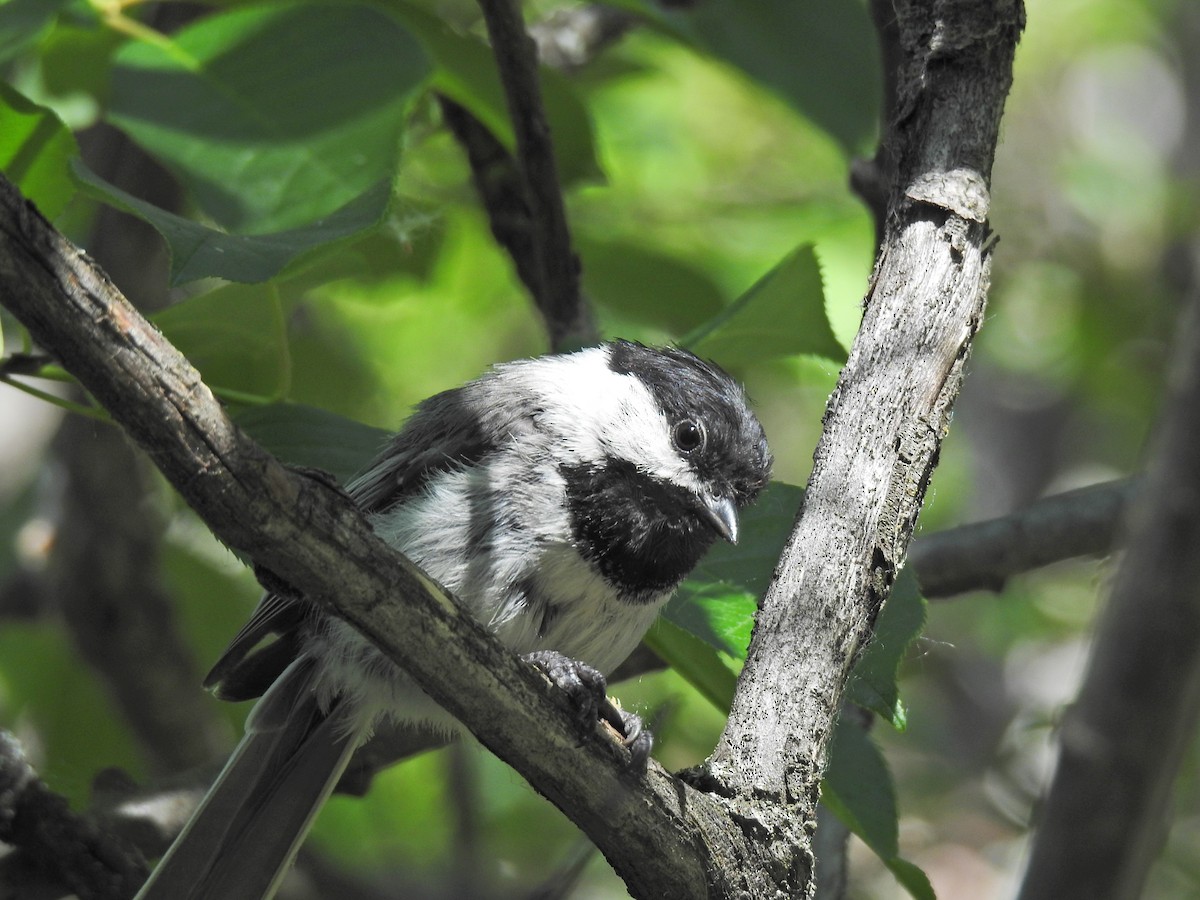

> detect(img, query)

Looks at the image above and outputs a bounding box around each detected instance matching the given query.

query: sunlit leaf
[667,482,801,656]
[106,3,429,232]
[0,82,78,219]
[683,244,845,365]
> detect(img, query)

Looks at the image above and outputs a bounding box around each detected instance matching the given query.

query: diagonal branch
[0,174,754,898]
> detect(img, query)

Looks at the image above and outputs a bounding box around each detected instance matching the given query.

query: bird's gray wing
[345,383,501,513]
[205,382,505,701]
[202,592,306,700]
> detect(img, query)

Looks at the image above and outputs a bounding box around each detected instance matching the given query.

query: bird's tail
[136,656,363,900]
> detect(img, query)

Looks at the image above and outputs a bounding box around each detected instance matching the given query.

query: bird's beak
[700,494,740,544]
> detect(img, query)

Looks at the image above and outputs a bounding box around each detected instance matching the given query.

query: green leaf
[0,0,72,64]
[152,283,290,401]
[579,236,725,333]
[390,2,601,185]
[682,244,846,365]
[41,22,126,107]
[665,0,881,155]
[643,617,737,711]
[0,624,142,804]
[887,857,937,900]
[823,717,935,900]
[847,569,927,730]
[667,482,801,657]
[822,715,899,859]
[0,82,79,220]
[107,2,430,234]
[72,160,394,285]
[233,403,389,485]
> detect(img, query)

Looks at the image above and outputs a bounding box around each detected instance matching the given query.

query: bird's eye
[672,419,706,454]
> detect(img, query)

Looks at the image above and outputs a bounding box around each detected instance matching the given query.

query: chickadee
[137,340,771,900]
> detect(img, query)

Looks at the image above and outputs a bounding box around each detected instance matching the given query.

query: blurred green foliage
[0,0,1196,896]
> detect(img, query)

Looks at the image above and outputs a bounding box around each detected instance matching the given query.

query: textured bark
[0,1,1025,894]
[704,2,1023,895]
[47,120,229,776]
[0,173,740,897]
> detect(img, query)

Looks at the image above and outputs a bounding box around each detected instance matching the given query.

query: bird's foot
[524,650,652,770]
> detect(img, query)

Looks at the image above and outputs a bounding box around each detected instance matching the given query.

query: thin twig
[474,0,592,350]
[438,94,543,305]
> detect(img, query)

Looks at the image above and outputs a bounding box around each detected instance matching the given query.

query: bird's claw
[524,650,652,770]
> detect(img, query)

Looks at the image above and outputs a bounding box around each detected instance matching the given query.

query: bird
[135,339,772,900]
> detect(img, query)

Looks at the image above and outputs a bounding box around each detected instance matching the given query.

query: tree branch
[41,119,231,776]
[0,730,145,900]
[1016,291,1200,898]
[439,2,629,353]
[0,174,754,897]
[438,93,545,317]
[466,0,594,350]
[702,2,1024,895]
[910,478,1134,598]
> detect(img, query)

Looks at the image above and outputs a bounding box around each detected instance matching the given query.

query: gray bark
[704,2,1023,894]
[0,1,1025,895]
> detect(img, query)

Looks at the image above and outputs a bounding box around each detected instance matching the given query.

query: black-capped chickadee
[137,340,771,900]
